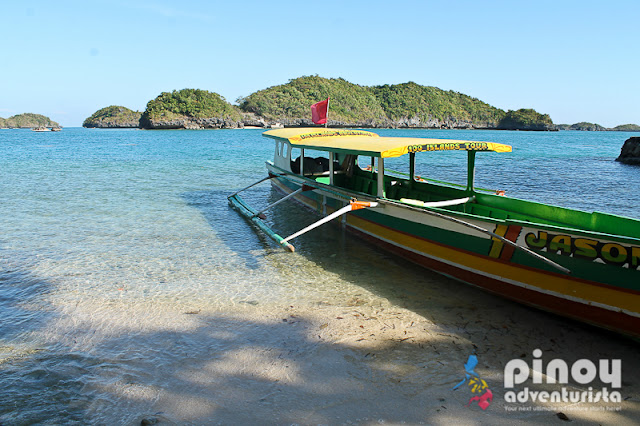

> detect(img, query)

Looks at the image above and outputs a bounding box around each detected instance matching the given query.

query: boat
[32,126,50,132]
[51,127,62,132]
[229,128,640,338]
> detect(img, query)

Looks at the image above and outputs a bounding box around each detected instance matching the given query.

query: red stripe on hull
[500,225,522,261]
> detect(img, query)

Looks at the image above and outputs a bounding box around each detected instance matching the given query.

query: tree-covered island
[83,106,142,128]
[81,76,639,131]
[556,123,640,131]
[0,113,59,128]
[496,109,555,131]
[140,89,242,129]
[238,76,511,129]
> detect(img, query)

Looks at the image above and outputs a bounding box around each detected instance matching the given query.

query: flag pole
[325,97,330,128]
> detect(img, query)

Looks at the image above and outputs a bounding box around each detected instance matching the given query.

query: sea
[0,128,638,424]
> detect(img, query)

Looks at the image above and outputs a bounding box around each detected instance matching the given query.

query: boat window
[289,149,342,175]
[357,156,376,172]
[290,148,301,173]
[353,152,469,190]
[384,156,410,177]
[283,142,289,160]
[413,150,468,187]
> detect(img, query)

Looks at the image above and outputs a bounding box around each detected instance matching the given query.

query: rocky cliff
[616,137,640,165]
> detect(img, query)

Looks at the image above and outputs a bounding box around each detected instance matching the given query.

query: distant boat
[51,127,62,132]
[32,126,50,132]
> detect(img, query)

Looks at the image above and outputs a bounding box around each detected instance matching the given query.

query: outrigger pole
[228,175,278,199]
[282,200,377,243]
[228,192,295,252]
[228,175,379,252]
[251,185,314,219]
[228,174,295,251]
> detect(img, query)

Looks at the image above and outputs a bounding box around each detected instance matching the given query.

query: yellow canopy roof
[263,128,512,158]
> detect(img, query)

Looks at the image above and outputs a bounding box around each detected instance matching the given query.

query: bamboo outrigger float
[229,128,640,338]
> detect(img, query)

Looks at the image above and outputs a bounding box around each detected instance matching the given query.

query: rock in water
[616,137,640,165]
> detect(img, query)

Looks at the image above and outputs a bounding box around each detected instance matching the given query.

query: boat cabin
[266,128,510,204]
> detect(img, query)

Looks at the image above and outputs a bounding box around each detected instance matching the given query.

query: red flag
[311,98,329,124]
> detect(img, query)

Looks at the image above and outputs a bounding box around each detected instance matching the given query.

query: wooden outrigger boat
[229,128,640,338]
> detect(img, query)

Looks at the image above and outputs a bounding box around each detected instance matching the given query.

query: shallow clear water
[1,128,638,423]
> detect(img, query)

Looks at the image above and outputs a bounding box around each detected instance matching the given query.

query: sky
[1,0,638,127]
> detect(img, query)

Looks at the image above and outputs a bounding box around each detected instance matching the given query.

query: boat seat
[315,174,346,186]
[353,175,374,195]
[400,197,472,208]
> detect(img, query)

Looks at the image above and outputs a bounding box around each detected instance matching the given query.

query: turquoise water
[1,128,638,423]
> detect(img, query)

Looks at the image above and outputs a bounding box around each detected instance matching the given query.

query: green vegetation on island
[560,122,607,131]
[239,76,387,126]
[140,89,242,129]
[371,81,505,127]
[84,76,564,130]
[238,76,508,128]
[612,124,640,132]
[556,122,640,131]
[0,113,59,128]
[497,109,554,131]
[83,106,142,128]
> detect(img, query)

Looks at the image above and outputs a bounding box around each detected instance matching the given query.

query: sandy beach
[4,248,637,425]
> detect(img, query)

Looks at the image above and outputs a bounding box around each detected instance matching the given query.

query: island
[556,122,607,131]
[496,109,555,131]
[83,76,556,131]
[83,106,142,128]
[139,89,243,129]
[0,113,59,129]
[612,124,640,131]
[556,122,640,131]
